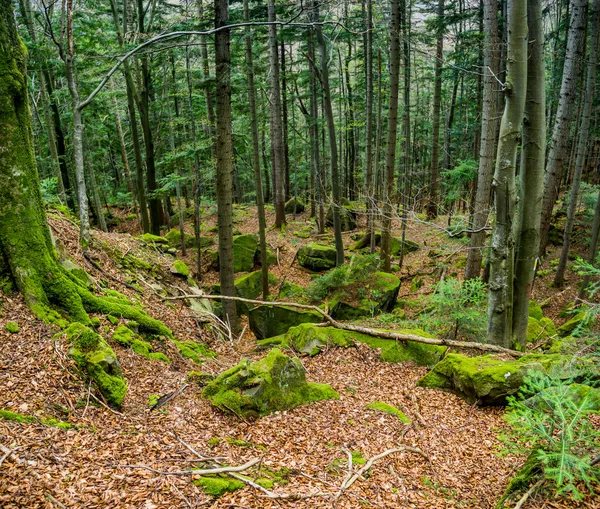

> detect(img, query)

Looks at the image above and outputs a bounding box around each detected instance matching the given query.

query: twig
[388,465,408,505]
[150,384,188,411]
[112,457,260,476]
[334,448,354,501]
[513,479,543,509]
[88,392,125,417]
[163,294,525,357]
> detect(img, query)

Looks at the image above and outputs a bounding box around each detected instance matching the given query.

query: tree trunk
[364,0,375,251]
[465,0,500,280]
[214,0,238,330]
[578,187,600,300]
[427,0,444,220]
[539,0,588,257]
[268,0,286,229]
[244,0,269,299]
[281,40,291,202]
[314,0,344,266]
[512,0,546,347]
[554,0,600,287]
[380,0,401,272]
[486,0,527,349]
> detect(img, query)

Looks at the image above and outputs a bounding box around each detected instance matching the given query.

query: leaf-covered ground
[0,206,596,508]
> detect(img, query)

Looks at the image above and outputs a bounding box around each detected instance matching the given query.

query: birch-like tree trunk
[486,0,527,348]
[512,0,546,347]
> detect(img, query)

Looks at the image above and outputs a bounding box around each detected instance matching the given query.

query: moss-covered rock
[64,323,127,407]
[170,260,191,278]
[187,371,215,386]
[112,325,170,363]
[326,205,356,230]
[248,305,323,339]
[329,272,400,319]
[284,323,355,355]
[284,197,305,214]
[255,245,277,267]
[202,348,338,419]
[139,233,169,247]
[365,401,411,423]
[165,228,213,249]
[418,352,598,405]
[278,281,306,300]
[233,234,259,273]
[526,317,557,343]
[211,271,278,316]
[173,339,216,365]
[557,311,589,337]
[351,232,419,255]
[528,301,543,321]
[297,243,337,272]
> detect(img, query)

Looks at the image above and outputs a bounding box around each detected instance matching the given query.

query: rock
[170,260,190,278]
[351,232,419,255]
[64,323,127,407]
[558,311,589,337]
[418,352,598,405]
[526,317,557,343]
[528,301,544,321]
[139,233,169,247]
[326,205,356,231]
[284,197,305,214]
[233,234,258,272]
[330,271,400,319]
[187,287,214,320]
[210,271,278,316]
[278,281,306,300]
[202,348,338,419]
[297,243,337,272]
[165,228,213,249]
[248,305,322,339]
[255,245,276,267]
[112,325,170,363]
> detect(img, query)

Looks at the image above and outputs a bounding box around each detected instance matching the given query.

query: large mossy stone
[64,323,127,407]
[528,301,544,321]
[139,233,169,246]
[165,228,213,249]
[233,234,258,272]
[248,305,322,339]
[211,271,278,316]
[351,232,419,256]
[526,316,557,343]
[557,311,589,337]
[284,197,305,214]
[326,205,356,231]
[297,243,337,272]
[202,348,339,419]
[418,353,598,405]
[330,271,400,319]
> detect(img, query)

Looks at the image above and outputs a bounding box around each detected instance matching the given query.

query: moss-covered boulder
[170,260,190,278]
[248,305,323,339]
[202,348,339,419]
[351,232,419,255]
[139,233,169,247]
[526,316,557,343]
[329,271,400,319]
[557,311,589,337]
[165,228,213,249]
[211,271,278,316]
[112,325,169,363]
[297,243,337,272]
[326,205,356,231]
[64,323,127,407]
[233,234,258,272]
[278,281,306,300]
[528,301,543,321]
[418,353,598,405]
[284,197,305,214]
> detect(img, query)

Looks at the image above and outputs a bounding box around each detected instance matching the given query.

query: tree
[539,0,588,257]
[214,0,237,330]
[486,0,527,349]
[464,0,500,280]
[512,0,546,347]
[554,0,600,288]
[363,0,375,251]
[380,0,401,272]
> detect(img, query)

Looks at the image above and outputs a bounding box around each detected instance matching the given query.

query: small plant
[499,372,600,502]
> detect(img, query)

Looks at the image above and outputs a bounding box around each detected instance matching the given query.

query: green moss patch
[173,339,216,365]
[0,409,73,429]
[366,401,412,423]
[248,305,323,339]
[112,325,170,363]
[5,321,19,333]
[297,243,337,272]
[203,348,338,420]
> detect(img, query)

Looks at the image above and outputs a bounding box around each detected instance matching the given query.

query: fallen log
[162,293,525,358]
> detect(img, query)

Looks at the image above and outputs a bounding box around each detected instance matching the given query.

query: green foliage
[306,254,379,301]
[500,372,600,501]
[422,278,487,340]
[5,321,19,333]
[40,177,59,204]
[442,159,477,201]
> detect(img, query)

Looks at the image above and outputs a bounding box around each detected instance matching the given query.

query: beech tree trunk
[214,0,238,330]
[554,0,600,287]
[486,0,527,349]
[539,0,588,257]
[364,0,375,251]
[512,0,546,347]
[465,0,500,280]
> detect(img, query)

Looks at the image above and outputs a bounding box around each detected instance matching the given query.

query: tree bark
[214,0,238,330]
[465,0,500,280]
[364,0,375,251]
[512,0,546,347]
[554,0,600,287]
[486,0,527,348]
[539,0,588,257]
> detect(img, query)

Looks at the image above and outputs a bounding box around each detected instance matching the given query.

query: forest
[0,0,600,507]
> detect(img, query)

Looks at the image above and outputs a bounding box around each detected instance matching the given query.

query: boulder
[233,234,258,272]
[526,316,557,343]
[211,271,278,316]
[139,233,169,247]
[326,205,356,231]
[528,301,544,321]
[297,243,337,272]
[248,305,322,339]
[418,352,598,405]
[165,228,213,249]
[278,281,306,300]
[351,232,419,256]
[202,348,339,419]
[558,311,589,337]
[64,323,127,407]
[170,260,190,278]
[330,271,400,319]
[284,197,305,214]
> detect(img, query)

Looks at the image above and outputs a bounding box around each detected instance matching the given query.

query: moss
[90,317,101,328]
[5,321,19,333]
[497,451,541,508]
[203,349,338,419]
[278,281,305,300]
[332,450,366,470]
[526,317,556,343]
[63,323,127,407]
[528,301,543,321]
[211,270,278,315]
[148,394,159,408]
[173,339,216,365]
[297,243,337,272]
[285,323,357,356]
[171,260,190,277]
[139,233,169,246]
[187,371,215,386]
[557,311,589,337]
[0,409,73,429]
[112,325,170,363]
[366,401,412,423]
[248,305,323,339]
[194,475,245,496]
[232,234,259,272]
[165,228,214,249]
[106,315,120,325]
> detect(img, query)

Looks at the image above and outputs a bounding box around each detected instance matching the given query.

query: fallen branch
[513,479,543,509]
[163,293,524,357]
[150,384,188,411]
[113,457,259,476]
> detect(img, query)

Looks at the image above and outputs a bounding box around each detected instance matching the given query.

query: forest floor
[0,204,597,509]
